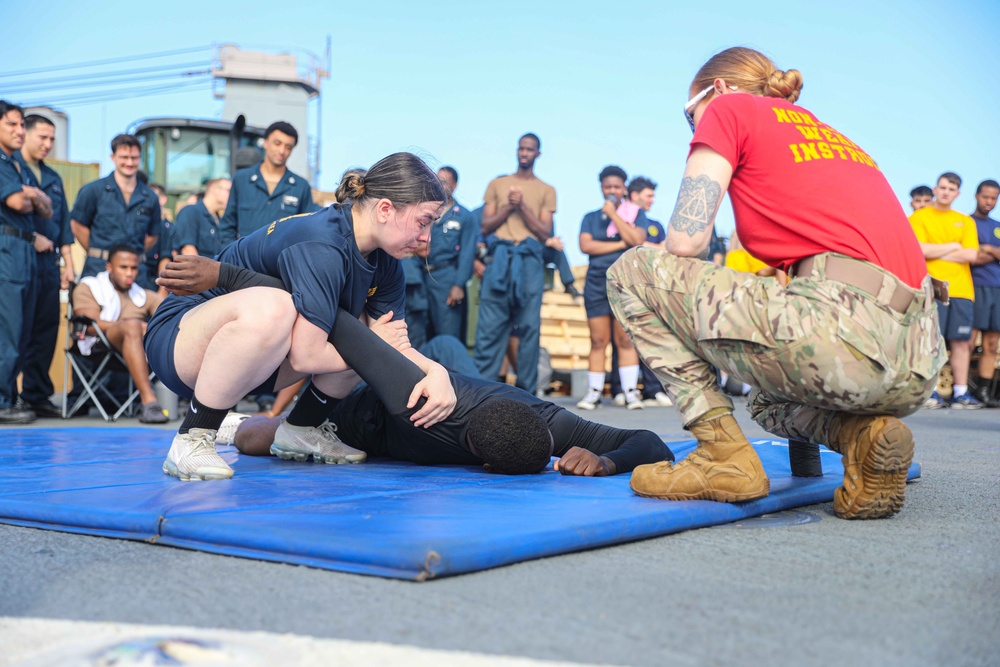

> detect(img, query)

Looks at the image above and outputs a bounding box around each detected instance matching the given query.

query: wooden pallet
[539,273,612,371]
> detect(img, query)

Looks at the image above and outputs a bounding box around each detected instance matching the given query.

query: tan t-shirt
[73,283,161,323]
[484,175,557,243]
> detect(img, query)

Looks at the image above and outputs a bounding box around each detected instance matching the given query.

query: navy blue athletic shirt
[212,203,405,331]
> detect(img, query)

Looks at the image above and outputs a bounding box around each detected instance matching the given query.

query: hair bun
[349,174,366,198]
[767,68,803,103]
[335,171,368,203]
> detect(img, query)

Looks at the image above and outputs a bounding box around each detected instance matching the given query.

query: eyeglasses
[684,84,737,133]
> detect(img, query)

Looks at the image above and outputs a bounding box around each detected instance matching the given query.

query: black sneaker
[26,400,63,419]
[974,385,1000,408]
[0,406,36,424]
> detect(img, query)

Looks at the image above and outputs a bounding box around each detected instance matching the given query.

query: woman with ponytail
[145,152,457,481]
[608,47,944,519]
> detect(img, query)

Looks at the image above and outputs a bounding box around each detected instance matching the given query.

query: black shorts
[327,384,390,457]
[584,270,612,318]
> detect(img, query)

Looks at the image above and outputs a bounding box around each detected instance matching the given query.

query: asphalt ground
[1,397,998,666]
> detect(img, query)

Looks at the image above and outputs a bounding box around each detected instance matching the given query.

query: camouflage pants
[607,248,946,445]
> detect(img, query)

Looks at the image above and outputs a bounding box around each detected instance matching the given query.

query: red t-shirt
[690,94,925,289]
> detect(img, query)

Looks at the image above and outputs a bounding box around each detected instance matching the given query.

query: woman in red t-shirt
[607,47,944,520]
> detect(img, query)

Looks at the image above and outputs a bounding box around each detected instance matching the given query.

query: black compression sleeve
[329,312,427,415]
[217,262,288,292]
[549,407,673,473]
[600,430,674,473]
[214,260,427,415]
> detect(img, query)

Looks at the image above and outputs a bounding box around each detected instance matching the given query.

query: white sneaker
[624,390,645,410]
[612,392,626,407]
[576,388,602,410]
[215,412,250,447]
[271,419,367,464]
[163,429,234,481]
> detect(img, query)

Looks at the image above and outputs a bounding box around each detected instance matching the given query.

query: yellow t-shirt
[908,206,978,300]
[725,248,769,275]
[484,175,557,243]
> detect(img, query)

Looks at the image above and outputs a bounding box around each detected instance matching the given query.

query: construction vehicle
[130,114,265,200]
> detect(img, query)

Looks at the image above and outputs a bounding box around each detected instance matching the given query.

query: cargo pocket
[694,285,805,348]
[765,289,807,342]
[694,302,776,348]
[836,311,888,372]
[907,310,947,380]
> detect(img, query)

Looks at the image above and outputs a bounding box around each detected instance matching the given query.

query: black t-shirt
[332,374,673,473]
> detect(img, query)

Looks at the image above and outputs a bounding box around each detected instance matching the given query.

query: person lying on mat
[143,154,458,481]
[158,255,674,475]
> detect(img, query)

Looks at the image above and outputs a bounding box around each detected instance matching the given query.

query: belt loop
[875,270,897,307]
[813,252,828,279]
[920,276,936,312]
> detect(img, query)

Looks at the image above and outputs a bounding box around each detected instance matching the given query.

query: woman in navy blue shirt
[576,165,649,411]
[145,152,457,481]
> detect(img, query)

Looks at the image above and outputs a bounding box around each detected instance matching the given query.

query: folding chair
[61,283,153,421]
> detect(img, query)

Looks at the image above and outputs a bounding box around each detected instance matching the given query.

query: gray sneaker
[139,402,169,424]
[163,429,234,481]
[271,420,367,464]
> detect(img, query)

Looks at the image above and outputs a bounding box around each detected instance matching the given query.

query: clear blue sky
[5,0,999,266]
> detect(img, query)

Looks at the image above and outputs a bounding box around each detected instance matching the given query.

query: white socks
[619,365,639,393]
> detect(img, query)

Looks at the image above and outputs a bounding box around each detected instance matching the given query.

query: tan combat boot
[630,414,770,502]
[827,414,913,520]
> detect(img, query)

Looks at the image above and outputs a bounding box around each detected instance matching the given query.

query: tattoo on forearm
[668,175,722,237]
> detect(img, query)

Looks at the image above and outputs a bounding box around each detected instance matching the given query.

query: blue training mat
[0,428,920,580]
